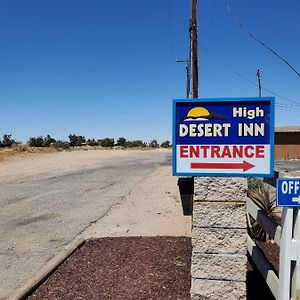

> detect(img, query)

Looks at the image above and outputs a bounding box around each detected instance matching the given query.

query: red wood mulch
[27,237,192,300]
[26,236,278,300]
[255,240,280,275]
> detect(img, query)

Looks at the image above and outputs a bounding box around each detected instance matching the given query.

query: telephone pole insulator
[257,68,262,97]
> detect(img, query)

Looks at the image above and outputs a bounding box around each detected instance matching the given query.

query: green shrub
[125,140,147,148]
[43,134,56,147]
[116,137,126,147]
[28,136,44,147]
[52,140,70,150]
[149,139,159,148]
[68,134,86,147]
[87,139,100,146]
[248,184,277,241]
[248,178,264,190]
[100,138,115,147]
[160,140,171,148]
[27,135,56,147]
[0,134,17,148]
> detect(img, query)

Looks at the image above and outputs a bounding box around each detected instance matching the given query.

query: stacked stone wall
[191,177,248,300]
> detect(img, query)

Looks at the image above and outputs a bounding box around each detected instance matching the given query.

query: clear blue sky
[1,0,299,143]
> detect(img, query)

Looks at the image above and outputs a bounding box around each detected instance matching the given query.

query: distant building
[275,127,300,159]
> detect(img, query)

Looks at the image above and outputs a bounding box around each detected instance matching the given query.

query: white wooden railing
[246,175,300,300]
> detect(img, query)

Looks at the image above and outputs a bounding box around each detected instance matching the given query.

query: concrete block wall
[191,177,248,300]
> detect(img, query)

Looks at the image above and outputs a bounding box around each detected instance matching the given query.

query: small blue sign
[276,178,300,207]
[173,97,275,177]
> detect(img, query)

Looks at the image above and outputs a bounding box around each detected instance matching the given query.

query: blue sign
[173,97,275,177]
[276,178,300,207]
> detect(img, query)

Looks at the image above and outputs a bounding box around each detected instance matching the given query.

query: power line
[167,0,176,62]
[261,86,300,106]
[202,0,216,63]
[275,103,300,113]
[200,44,300,114]
[199,43,300,107]
[276,103,300,109]
[224,0,300,79]
[166,0,192,86]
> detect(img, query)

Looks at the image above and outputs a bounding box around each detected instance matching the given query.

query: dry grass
[0,145,163,162]
[0,145,57,161]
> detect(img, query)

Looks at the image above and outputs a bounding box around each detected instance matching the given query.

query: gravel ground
[255,240,279,275]
[27,237,192,300]
[25,237,277,300]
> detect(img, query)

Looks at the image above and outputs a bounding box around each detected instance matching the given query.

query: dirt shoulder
[81,164,191,238]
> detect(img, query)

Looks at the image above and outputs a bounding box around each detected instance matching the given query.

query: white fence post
[248,174,300,300]
[291,208,300,300]
[279,207,294,300]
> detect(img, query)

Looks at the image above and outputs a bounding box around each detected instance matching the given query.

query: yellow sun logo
[187,107,209,118]
[184,107,226,121]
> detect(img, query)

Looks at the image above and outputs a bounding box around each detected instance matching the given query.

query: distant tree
[87,139,100,146]
[149,139,159,148]
[124,140,146,148]
[68,134,86,147]
[27,135,56,147]
[160,140,171,148]
[100,138,115,147]
[132,140,147,147]
[28,136,44,147]
[116,137,127,147]
[125,140,133,148]
[43,134,56,147]
[52,140,70,150]
[1,134,15,148]
[2,134,11,147]
[68,134,76,147]
[0,136,4,148]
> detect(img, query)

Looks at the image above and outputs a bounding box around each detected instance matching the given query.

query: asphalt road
[0,151,171,300]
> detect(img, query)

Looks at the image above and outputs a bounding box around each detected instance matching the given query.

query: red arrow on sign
[191,161,255,172]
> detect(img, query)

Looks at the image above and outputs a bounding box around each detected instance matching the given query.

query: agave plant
[247,182,278,242]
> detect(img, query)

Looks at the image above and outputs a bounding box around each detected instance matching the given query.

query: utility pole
[190,0,199,98]
[176,59,191,98]
[257,68,262,97]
